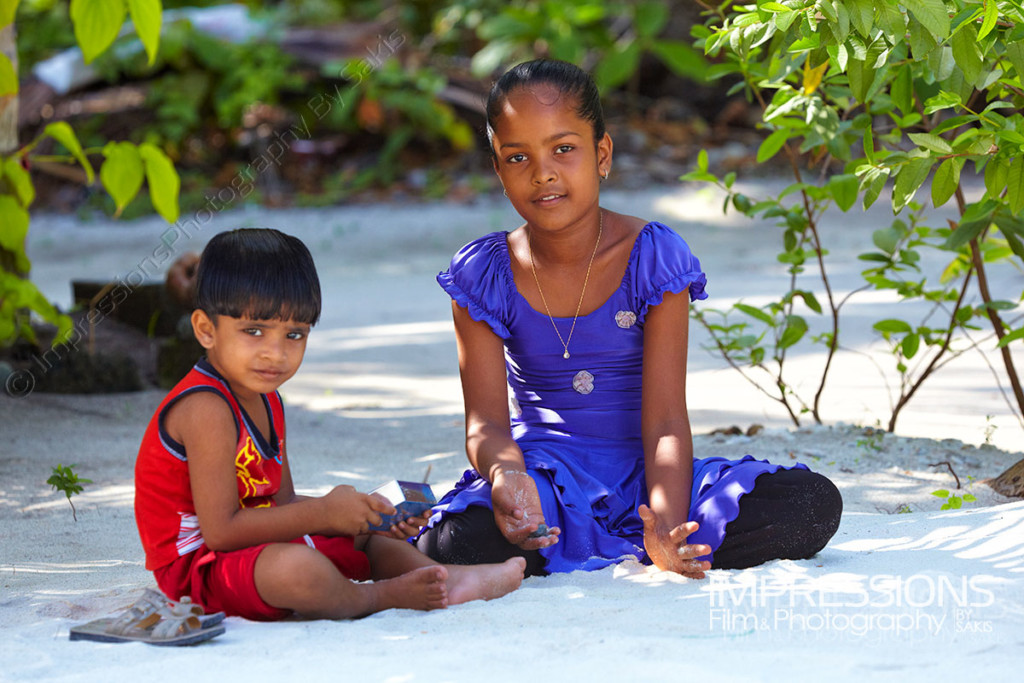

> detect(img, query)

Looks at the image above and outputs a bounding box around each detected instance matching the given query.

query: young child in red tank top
[134,228,525,620]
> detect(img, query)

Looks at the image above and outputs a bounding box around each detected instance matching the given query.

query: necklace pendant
[563,351,570,359]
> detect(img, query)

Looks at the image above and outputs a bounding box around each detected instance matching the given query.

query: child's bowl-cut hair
[194,228,321,325]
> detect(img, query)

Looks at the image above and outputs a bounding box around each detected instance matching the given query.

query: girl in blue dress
[415,59,842,578]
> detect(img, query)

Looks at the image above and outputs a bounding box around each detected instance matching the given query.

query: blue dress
[427,222,805,572]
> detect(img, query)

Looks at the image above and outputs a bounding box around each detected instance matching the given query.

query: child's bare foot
[372,565,449,612]
[446,557,526,605]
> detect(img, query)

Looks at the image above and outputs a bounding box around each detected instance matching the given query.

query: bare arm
[166,392,392,551]
[452,301,559,548]
[639,290,711,577]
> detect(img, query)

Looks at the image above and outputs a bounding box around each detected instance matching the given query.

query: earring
[601,169,610,181]
[503,188,509,197]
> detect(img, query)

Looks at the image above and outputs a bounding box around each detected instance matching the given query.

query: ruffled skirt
[419,435,806,573]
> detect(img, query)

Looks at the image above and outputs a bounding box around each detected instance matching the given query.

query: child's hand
[491,469,560,550]
[637,504,711,579]
[323,485,395,536]
[372,511,432,540]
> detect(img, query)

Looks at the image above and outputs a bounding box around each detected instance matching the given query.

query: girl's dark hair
[194,228,321,325]
[485,58,605,154]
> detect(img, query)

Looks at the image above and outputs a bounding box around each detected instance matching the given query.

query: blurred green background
[11,0,724,216]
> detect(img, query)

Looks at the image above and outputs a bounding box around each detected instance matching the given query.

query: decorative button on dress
[427,222,805,572]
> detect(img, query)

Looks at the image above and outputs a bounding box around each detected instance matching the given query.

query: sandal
[69,589,226,646]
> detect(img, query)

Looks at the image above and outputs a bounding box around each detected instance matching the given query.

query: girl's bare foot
[446,557,526,605]
[372,565,449,612]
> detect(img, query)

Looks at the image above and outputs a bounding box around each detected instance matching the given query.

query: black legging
[416,468,843,577]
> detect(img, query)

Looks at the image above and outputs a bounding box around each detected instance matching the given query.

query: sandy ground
[1,184,1023,682]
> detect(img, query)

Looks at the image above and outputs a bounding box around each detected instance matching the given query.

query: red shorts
[154,535,371,621]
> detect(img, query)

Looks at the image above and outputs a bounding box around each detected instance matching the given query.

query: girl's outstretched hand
[637,504,711,579]
[373,511,433,540]
[491,469,560,550]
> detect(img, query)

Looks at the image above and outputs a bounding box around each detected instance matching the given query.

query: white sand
[2,185,1022,681]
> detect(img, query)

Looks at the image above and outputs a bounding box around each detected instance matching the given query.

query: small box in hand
[368,480,437,531]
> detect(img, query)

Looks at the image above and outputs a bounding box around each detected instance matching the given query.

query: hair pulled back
[485,59,605,154]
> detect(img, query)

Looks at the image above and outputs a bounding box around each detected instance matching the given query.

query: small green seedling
[984,415,997,446]
[931,489,977,511]
[856,429,884,453]
[47,464,92,522]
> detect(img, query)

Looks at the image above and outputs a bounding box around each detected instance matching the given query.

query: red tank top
[134,359,286,570]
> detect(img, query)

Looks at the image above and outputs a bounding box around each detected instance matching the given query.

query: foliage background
[2,0,1022,458]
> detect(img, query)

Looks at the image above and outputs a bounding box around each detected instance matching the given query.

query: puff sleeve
[437,231,515,339]
[629,222,708,324]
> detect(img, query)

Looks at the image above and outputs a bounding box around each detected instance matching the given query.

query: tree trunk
[0,23,17,155]
[991,458,1024,499]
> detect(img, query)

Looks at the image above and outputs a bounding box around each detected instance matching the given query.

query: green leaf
[634,1,668,39]
[127,0,161,65]
[963,493,977,503]
[931,489,950,498]
[931,158,961,208]
[594,42,641,92]
[909,132,953,155]
[908,14,939,59]
[985,158,1008,198]
[978,0,998,41]
[42,121,95,184]
[735,303,775,326]
[772,5,799,31]
[950,23,983,87]
[904,0,951,40]
[1002,231,1024,262]
[863,129,875,163]
[1007,42,1024,84]
[873,226,902,255]
[2,157,34,207]
[901,332,921,359]
[847,57,870,102]
[0,195,29,256]
[862,168,889,209]
[0,51,16,96]
[893,157,934,212]
[924,90,961,114]
[0,0,19,28]
[779,315,808,349]
[757,129,789,164]
[794,290,823,314]
[996,327,1024,349]
[138,142,180,223]
[874,319,914,334]
[828,173,860,212]
[945,200,997,250]
[1008,156,1024,215]
[877,2,906,37]
[100,141,144,216]
[994,214,1024,238]
[70,0,127,64]
[847,0,875,37]
[651,40,706,81]
[890,64,913,116]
